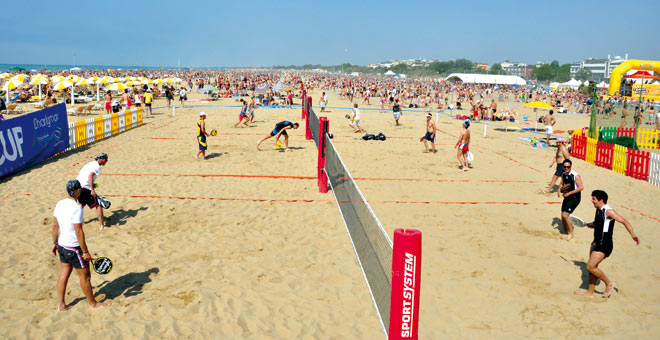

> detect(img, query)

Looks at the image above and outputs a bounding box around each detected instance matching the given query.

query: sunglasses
[563,165,571,169]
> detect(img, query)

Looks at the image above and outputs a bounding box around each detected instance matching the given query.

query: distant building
[475,63,489,71]
[500,62,528,78]
[570,54,628,81]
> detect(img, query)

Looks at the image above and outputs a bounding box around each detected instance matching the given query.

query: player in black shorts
[256,121,299,151]
[582,190,639,298]
[558,159,583,241]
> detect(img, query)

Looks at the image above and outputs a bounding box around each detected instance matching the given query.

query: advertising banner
[0,104,70,177]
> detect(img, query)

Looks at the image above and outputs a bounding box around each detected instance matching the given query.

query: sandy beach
[1,90,659,339]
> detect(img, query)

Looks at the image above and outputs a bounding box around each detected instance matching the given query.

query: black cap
[95,153,108,161]
[66,179,81,196]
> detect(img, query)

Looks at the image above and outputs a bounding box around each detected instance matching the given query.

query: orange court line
[9,192,562,206]
[66,172,541,183]
[66,145,117,169]
[1,193,13,201]
[621,205,660,223]
[144,137,232,141]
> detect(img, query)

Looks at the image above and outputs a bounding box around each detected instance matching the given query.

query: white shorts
[545,125,553,135]
[320,101,326,108]
[393,112,401,120]
[350,119,360,126]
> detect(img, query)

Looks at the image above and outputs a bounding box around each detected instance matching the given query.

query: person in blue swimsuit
[234,99,249,127]
[196,112,210,160]
[257,121,299,151]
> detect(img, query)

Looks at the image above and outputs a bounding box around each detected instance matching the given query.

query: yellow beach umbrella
[174,77,183,83]
[154,79,165,84]
[76,78,93,86]
[138,77,147,81]
[30,77,49,85]
[141,79,155,85]
[67,75,81,83]
[10,74,27,82]
[524,101,554,132]
[2,78,25,101]
[163,78,175,83]
[53,79,74,91]
[105,83,127,92]
[97,76,113,84]
[125,80,142,86]
[30,76,49,100]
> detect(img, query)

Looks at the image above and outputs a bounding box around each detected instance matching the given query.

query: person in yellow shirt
[143,89,153,115]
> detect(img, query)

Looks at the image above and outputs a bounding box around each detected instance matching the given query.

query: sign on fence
[0,104,69,178]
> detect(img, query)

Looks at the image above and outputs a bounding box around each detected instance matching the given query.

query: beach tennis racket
[345,114,351,119]
[97,196,111,209]
[569,215,586,228]
[210,129,218,136]
[276,141,282,148]
[92,257,113,275]
[467,151,474,162]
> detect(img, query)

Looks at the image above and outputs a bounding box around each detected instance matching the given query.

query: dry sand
[0,90,658,339]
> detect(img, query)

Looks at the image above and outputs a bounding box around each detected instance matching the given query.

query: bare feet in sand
[566,233,574,241]
[99,223,106,231]
[603,283,616,298]
[57,304,72,311]
[90,302,109,309]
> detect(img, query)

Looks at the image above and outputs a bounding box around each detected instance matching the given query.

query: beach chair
[67,106,85,116]
[82,104,94,115]
[3,103,23,115]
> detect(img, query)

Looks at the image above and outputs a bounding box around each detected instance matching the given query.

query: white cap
[199,112,206,116]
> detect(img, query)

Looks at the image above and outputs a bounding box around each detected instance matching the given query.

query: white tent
[70,67,82,72]
[445,73,526,85]
[583,80,590,86]
[562,78,582,89]
[384,70,396,76]
[597,81,609,88]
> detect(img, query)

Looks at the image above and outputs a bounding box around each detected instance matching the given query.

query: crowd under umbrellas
[0,71,184,106]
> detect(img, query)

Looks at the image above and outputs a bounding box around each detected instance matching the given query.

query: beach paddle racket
[92,257,113,275]
[569,215,586,228]
[276,141,282,148]
[467,151,474,162]
[97,196,111,209]
[210,129,218,136]
[345,114,351,119]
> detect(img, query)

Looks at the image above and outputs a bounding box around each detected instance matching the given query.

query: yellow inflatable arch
[608,60,660,95]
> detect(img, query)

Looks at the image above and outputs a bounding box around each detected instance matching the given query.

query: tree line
[272,59,592,82]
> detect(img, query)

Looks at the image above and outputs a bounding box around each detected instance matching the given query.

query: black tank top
[593,204,614,245]
[561,170,581,199]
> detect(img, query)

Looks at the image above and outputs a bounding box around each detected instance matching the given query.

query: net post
[305,96,312,140]
[318,117,329,193]
[388,228,422,340]
[301,89,307,119]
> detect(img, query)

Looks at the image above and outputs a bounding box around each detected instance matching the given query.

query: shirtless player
[421,113,436,153]
[455,120,471,171]
[545,139,570,193]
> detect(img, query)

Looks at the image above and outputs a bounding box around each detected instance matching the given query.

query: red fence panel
[595,141,614,170]
[571,134,587,160]
[625,149,650,181]
[617,127,635,138]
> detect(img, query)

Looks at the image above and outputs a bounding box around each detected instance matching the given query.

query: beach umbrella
[524,101,554,132]
[97,76,113,84]
[51,75,66,83]
[141,79,155,85]
[113,77,123,83]
[67,74,81,83]
[154,79,165,84]
[255,83,270,95]
[104,83,127,92]
[174,77,182,83]
[125,80,142,86]
[10,74,27,82]
[137,77,147,82]
[30,77,50,100]
[163,78,175,83]
[2,78,24,101]
[53,79,75,104]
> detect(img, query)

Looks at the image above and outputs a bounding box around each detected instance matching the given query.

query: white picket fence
[649,152,660,187]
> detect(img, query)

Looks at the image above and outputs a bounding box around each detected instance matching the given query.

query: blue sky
[2,0,659,67]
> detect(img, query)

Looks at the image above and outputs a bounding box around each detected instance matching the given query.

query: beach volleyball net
[324,133,393,333]
[305,93,421,338]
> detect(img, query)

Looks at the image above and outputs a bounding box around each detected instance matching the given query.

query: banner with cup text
[0,104,69,178]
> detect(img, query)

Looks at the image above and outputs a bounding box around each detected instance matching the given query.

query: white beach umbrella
[154,79,165,84]
[2,78,25,101]
[97,76,114,84]
[30,77,50,100]
[51,75,66,83]
[125,80,142,87]
[53,79,75,104]
[67,74,81,83]
[105,83,127,92]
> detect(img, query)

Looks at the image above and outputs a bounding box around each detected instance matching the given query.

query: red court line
[66,172,540,183]
[151,117,181,130]
[66,145,117,169]
[7,192,562,205]
[144,137,232,141]
[621,205,660,223]
[435,128,544,174]
[1,193,13,201]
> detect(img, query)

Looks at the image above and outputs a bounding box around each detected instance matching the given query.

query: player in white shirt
[76,153,109,230]
[51,180,107,311]
[349,103,363,133]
